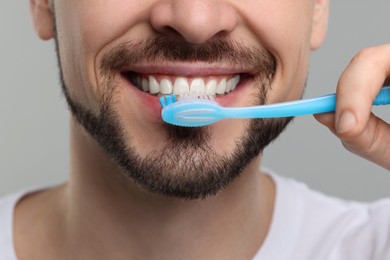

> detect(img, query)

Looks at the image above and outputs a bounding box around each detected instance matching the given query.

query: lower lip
[120,77,162,121]
[120,75,253,123]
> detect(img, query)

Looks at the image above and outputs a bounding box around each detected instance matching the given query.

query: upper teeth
[133,75,240,96]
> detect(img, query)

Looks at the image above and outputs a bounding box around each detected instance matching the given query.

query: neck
[63,118,275,259]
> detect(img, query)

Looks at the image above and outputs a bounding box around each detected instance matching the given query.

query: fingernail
[336,111,357,134]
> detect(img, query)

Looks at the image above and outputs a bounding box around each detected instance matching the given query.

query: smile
[123,72,246,96]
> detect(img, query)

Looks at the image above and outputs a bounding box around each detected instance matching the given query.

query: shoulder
[0,190,31,260]
[270,171,390,260]
[0,186,53,260]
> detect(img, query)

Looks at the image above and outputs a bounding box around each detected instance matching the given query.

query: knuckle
[347,47,386,83]
[350,47,378,68]
[351,46,390,73]
[341,142,356,155]
[365,119,384,155]
[354,47,377,61]
[341,117,380,157]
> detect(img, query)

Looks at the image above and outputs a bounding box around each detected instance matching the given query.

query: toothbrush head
[160,94,223,127]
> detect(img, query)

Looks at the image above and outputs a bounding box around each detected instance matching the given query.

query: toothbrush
[160,86,390,127]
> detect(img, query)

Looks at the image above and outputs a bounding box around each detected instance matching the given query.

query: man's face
[31,0,328,199]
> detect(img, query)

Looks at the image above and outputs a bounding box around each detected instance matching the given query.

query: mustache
[100,36,276,76]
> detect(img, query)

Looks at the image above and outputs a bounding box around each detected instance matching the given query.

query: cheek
[241,0,314,102]
[54,0,148,113]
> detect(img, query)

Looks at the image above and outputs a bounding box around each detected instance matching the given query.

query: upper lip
[120,62,254,76]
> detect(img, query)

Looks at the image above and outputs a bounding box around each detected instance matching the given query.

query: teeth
[132,74,241,96]
[233,74,240,88]
[216,78,227,94]
[141,78,149,92]
[225,75,241,93]
[205,79,217,95]
[173,77,190,95]
[160,78,173,94]
[148,76,160,94]
[225,78,234,93]
[136,77,143,89]
[190,78,206,93]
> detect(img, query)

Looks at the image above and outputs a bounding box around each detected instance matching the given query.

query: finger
[335,44,390,136]
[315,110,390,170]
[313,112,336,133]
[334,44,390,169]
[341,113,390,170]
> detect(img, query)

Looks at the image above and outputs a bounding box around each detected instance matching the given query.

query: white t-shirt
[1,173,390,260]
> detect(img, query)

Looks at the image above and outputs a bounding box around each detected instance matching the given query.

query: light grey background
[1,1,389,200]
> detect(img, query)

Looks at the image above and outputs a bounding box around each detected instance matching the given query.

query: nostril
[160,26,182,39]
[158,25,214,44]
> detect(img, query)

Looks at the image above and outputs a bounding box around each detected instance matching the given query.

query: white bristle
[178,92,216,103]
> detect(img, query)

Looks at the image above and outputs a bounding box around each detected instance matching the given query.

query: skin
[314,45,390,170]
[14,0,389,259]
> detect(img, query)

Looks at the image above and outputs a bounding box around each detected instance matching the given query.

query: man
[1,0,390,259]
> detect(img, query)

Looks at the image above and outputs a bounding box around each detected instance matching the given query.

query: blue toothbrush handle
[373,86,390,105]
[224,86,390,119]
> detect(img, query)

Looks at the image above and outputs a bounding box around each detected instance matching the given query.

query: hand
[314,44,390,170]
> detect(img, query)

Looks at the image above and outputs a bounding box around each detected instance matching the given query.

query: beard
[56,36,292,200]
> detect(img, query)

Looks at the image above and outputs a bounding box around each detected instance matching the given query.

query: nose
[150,0,238,44]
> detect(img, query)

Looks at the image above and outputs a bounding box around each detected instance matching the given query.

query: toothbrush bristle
[160,93,216,108]
[159,95,177,108]
[177,92,216,103]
